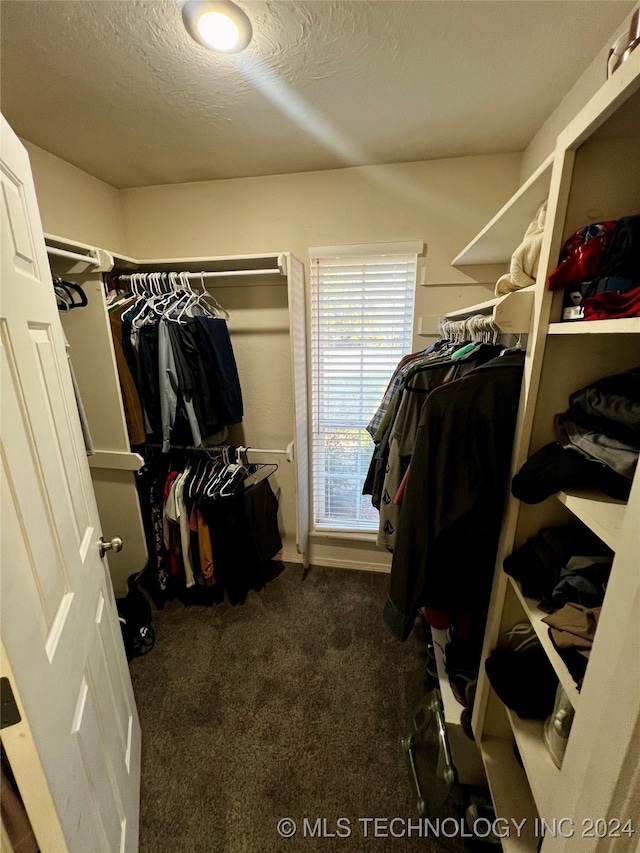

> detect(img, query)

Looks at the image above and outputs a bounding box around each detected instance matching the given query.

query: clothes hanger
[500,332,524,356]
[55,284,73,311]
[242,462,278,489]
[194,272,230,320]
[53,277,88,308]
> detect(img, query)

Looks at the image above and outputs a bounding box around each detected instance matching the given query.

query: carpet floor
[130,564,474,853]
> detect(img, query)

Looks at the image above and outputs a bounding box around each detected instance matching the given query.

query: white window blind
[310,248,417,531]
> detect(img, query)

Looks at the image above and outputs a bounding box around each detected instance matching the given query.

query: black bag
[116,573,155,661]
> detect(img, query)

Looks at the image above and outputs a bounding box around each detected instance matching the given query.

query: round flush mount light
[182,0,252,53]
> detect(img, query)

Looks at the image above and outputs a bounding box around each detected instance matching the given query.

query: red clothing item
[583,285,640,320]
[422,608,472,636]
[547,221,616,291]
[394,465,410,506]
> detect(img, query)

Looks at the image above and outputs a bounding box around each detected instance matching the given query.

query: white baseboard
[309,556,390,573]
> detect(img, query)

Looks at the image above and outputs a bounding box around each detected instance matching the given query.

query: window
[309,243,420,531]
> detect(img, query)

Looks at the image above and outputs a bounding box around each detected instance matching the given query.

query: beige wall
[25,137,521,569]
[119,154,522,567]
[22,139,127,255]
[520,8,634,182]
[120,154,521,356]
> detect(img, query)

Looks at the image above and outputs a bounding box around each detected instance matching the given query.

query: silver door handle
[99,536,123,558]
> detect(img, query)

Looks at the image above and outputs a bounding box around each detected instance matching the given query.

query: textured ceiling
[0,1,633,188]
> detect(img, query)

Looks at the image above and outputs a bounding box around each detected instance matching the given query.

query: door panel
[0,114,140,853]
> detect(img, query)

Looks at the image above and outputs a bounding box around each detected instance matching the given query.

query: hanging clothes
[105,273,243,449]
[383,351,525,641]
[137,448,281,605]
[110,302,147,445]
[375,343,504,549]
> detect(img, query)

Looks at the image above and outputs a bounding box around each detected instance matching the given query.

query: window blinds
[310,250,417,531]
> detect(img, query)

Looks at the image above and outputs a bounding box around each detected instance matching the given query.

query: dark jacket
[384,352,525,641]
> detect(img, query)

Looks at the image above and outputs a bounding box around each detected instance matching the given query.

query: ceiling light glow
[197,12,239,51]
[183,1,252,54]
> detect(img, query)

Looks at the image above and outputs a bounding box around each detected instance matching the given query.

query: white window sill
[310,529,378,543]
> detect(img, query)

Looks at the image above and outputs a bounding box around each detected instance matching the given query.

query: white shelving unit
[445,285,535,333]
[417,284,535,339]
[548,318,640,334]
[554,491,627,552]
[452,154,553,267]
[463,45,640,853]
[507,578,581,709]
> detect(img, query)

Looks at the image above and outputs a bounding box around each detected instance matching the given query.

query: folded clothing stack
[503,525,612,612]
[547,214,640,322]
[485,624,558,719]
[542,602,601,685]
[512,367,640,502]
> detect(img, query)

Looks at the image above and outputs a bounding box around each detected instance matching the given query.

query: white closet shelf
[451,154,553,267]
[443,285,534,334]
[479,737,539,852]
[559,47,640,152]
[554,490,626,551]
[45,233,113,274]
[508,578,581,708]
[505,709,560,823]
[548,319,640,334]
[88,451,145,472]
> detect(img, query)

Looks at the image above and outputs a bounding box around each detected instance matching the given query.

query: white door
[0,116,141,852]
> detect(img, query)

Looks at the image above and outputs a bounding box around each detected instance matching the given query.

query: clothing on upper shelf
[550,213,640,321]
[495,199,547,295]
[547,221,616,291]
[383,350,525,641]
[512,366,640,503]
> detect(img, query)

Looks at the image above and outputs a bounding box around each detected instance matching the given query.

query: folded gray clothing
[539,555,612,613]
[568,366,640,447]
[555,413,638,479]
[503,525,612,600]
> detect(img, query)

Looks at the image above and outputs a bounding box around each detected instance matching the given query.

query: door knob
[99,536,123,558]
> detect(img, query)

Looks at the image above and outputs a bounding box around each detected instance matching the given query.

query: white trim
[309,241,424,259]
[310,530,378,543]
[309,557,391,573]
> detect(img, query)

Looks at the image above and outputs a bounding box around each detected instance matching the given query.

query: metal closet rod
[151,441,295,461]
[115,269,282,279]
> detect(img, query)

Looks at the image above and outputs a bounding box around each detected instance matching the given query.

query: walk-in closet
[1,3,639,852]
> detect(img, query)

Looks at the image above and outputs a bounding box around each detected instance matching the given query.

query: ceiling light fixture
[182,0,252,53]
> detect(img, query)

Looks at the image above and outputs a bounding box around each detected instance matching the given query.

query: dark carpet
[130,564,471,853]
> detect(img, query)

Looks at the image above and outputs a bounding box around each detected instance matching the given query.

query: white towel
[495,200,547,295]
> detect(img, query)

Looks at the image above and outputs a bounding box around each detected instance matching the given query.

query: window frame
[308,242,422,533]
